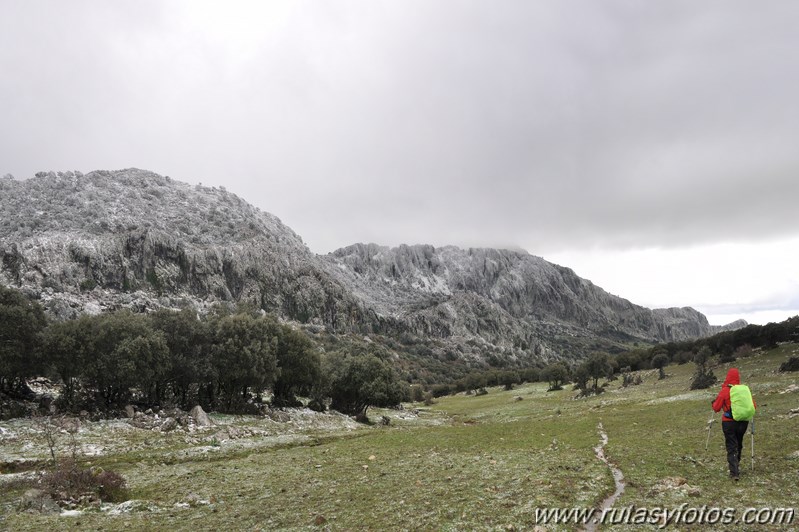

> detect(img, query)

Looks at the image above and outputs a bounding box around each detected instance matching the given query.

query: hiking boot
[731,473,740,481]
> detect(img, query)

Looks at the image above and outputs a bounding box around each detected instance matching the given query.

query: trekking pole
[750,418,755,472]
[705,416,714,451]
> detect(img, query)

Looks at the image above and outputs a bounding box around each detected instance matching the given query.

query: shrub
[719,345,736,364]
[690,367,718,390]
[693,346,712,367]
[422,392,435,406]
[430,384,453,398]
[622,373,642,387]
[307,396,327,412]
[409,385,425,403]
[576,385,604,399]
[79,279,97,292]
[734,344,754,359]
[779,356,799,373]
[690,346,717,390]
[40,461,128,503]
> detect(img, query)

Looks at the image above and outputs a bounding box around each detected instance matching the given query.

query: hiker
[711,368,756,480]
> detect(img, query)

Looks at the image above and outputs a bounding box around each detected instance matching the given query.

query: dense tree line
[4,282,798,415]
[0,285,407,417]
[423,367,543,398]
[613,316,799,375]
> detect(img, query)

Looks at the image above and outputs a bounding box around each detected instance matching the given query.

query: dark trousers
[722,420,749,476]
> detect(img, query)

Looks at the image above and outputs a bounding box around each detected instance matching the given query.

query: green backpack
[729,384,755,421]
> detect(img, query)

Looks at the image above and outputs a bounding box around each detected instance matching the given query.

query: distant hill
[0,169,745,368]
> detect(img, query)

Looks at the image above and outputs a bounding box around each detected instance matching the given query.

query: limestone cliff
[0,169,374,331]
[1,169,745,366]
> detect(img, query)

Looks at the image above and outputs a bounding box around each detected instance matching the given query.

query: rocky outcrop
[0,169,374,330]
[0,169,745,366]
[323,244,730,346]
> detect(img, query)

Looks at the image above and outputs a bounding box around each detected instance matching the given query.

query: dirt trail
[584,423,626,532]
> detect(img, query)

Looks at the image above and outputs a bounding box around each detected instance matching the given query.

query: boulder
[189,405,213,427]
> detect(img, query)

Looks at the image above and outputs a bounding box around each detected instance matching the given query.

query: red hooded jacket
[712,368,756,422]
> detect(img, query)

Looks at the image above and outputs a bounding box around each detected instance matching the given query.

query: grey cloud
[697,284,799,318]
[2,1,798,255]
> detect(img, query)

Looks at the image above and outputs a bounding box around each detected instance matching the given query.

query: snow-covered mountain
[0,169,745,366]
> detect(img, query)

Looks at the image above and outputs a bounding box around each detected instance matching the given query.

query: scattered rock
[108,500,160,514]
[189,405,213,427]
[160,417,178,432]
[185,493,211,506]
[124,405,136,419]
[648,477,701,498]
[780,384,799,394]
[266,409,291,423]
[314,514,327,526]
[514,396,523,401]
[19,489,61,514]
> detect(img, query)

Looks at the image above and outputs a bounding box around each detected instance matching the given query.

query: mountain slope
[323,244,730,348]
[0,169,374,330]
[1,169,744,367]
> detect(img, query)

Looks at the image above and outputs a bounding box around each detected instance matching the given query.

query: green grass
[2,344,798,531]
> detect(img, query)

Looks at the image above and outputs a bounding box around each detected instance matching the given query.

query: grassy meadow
[1,344,798,531]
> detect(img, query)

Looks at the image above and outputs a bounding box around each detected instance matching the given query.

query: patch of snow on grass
[646,391,707,405]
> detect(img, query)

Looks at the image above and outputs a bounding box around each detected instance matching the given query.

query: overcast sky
[2,1,798,326]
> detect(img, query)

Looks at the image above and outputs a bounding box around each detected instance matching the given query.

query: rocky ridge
[324,244,741,356]
[0,169,745,367]
[0,169,374,331]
